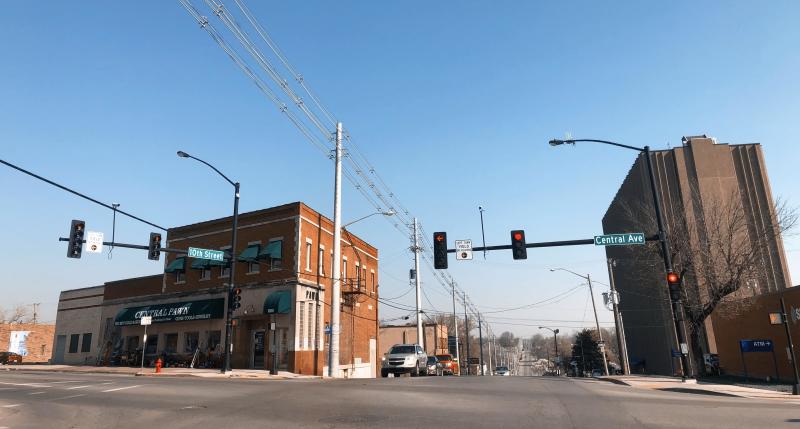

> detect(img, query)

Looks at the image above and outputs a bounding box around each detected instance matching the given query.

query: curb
[594,377,632,386]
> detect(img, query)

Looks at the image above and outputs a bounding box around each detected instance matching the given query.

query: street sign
[188,247,225,262]
[739,339,773,353]
[85,231,104,253]
[140,316,152,326]
[455,239,473,260]
[594,233,645,246]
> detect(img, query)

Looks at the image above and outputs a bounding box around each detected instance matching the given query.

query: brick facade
[0,323,55,363]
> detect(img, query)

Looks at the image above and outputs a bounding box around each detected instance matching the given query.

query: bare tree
[621,188,797,374]
[0,305,32,324]
[497,331,519,349]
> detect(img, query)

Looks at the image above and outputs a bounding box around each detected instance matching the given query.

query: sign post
[140,316,152,369]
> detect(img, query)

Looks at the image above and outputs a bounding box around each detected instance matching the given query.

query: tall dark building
[602,135,791,375]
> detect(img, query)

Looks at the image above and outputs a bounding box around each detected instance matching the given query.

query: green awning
[191,258,210,270]
[114,298,225,326]
[165,257,186,273]
[258,240,283,260]
[263,290,291,314]
[238,244,260,262]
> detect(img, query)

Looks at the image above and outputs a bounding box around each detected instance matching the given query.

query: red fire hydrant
[155,358,162,374]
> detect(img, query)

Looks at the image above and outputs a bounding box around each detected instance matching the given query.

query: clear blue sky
[2,1,799,339]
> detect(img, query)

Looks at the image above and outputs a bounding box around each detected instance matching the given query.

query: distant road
[1,371,798,428]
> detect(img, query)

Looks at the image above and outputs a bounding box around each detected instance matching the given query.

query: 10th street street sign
[188,247,225,262]
[594,233,645,246]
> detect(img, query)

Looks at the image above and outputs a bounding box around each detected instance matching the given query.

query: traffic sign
[86,231,104,253]
[140,316,152,326]
[594,233,645,246]
[739,339,773,353]
[455,239,473,260]
[188,247,225,262]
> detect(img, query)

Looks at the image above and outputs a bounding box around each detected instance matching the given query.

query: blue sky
[2,1,799,339]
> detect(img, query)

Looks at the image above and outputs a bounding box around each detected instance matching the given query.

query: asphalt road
[2,371,800,428]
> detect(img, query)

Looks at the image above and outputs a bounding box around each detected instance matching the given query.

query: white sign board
[140,316,152,326]
[85,231,104,253]
[455,239,473,260]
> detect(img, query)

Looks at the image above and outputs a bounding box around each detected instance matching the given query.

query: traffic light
[667,272,681,301]
[510,230,527,260]
[667,272,680,284]
[147,233,162,261]
[67,219,85,259]
[230,287,242,310]
[433,232,448,269]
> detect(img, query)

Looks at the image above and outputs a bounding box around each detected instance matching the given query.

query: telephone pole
[478,315,485,375]
[32,303,40,325]
[607,259,630,374]
[464,293,471,375]
[451,280,461,374]
[412,218,424,350]
[327,122,343,378]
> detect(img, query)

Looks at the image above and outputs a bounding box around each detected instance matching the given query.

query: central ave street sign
[594,233,645,246]
[188,247,225,262]
[455,239,473,260]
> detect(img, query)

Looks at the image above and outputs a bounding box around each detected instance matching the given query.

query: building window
[269,239,283,270]
[68,334,79,353]
[175,271,185,283]
[220,246,232,278]
[307,302,314,350]
[362,267,367,290]
[164,333,178,354]
[126,336,139,354]
[185,332,200,353]
[248,260,260,274]
[356,263,361,290]
[81,333,92,353]
[371,271,376,293]
[200,268,211,281]
[342,258,348,287]
[145,335,158,355]
[318,247,325,276]
[305,240,312,271]
[298,304,306,350]
[207,331,221,353]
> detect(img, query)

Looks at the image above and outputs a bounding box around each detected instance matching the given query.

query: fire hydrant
[155,358,162,374]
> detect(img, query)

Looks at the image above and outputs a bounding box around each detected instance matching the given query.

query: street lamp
[550,268,609,376]
[539,326,560,375]
[548,137,690,380]
[177,150,240,374]
[342,209,395,228]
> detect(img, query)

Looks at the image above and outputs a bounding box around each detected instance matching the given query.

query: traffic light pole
[58,238,188,255]
[223,182,240,374]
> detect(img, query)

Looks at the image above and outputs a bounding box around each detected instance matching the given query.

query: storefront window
[185,332,200,353]
[207,331,221,352]
[126,336,139,353]
[164,333,178,354]
[145,335,158,355]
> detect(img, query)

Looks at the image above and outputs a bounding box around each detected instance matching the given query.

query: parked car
[425,356,443,376]
[435,354,458,375]
[0,352,22,365]
[381,344,427,377]
[494,366,511,376]
[591,369,603,378]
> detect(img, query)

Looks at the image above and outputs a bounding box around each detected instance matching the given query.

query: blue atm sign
[739,339,773,353]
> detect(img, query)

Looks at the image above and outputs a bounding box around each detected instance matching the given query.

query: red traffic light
[513,232,523,241]
[667,273,680,284]
[233,287,242,295]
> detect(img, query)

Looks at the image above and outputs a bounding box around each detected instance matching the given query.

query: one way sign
[455,239,473,260]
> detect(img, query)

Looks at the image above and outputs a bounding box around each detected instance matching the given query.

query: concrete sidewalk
[0,364,321,380]
[601,375,800,402]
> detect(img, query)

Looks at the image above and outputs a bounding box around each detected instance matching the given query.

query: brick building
[1,323,55,363]
[379,323,449,357]
[53,202,380,377]
[603,136,791,375]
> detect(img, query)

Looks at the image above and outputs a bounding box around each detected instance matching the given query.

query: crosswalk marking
[65,385,92,390]
[0,382,52,388]
[1,404,21,408]
[47,381,81,384]
[101,385,141,393]
[52,394,86,401]
[28,391,46,395]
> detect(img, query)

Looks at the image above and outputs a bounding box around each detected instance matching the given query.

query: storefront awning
[164,256,186,273]
[258,240,282,260]
[237,244,260,262]
[114,298,225,326]
[264,290,291,314]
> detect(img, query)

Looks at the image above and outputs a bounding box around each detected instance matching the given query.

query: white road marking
[47,381,81,384]
[0,388,16,391]
[52,394,86,401]
[101,385,141,393]
[0,382,52,388]
[1,404,21,408]
[28,391,46,395]
[65,385,92,390]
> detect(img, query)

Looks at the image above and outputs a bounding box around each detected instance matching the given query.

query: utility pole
[478,316,485,375]
[328,122,343,378]
[587,274,610,376]
[487,332,493,375]
[607,259,630,375]
[412,218,424,350]
[32,303,40,325]
[451,280,460,374]
[781,297,800,395]
[464,293,471,375]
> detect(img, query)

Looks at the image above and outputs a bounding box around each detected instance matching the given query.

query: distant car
[435,354,458,375]
[494,366,510,376]
[425,356,443,376]
[0,352,22,365]
[591,369,603,378]
[381,344,427,377]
